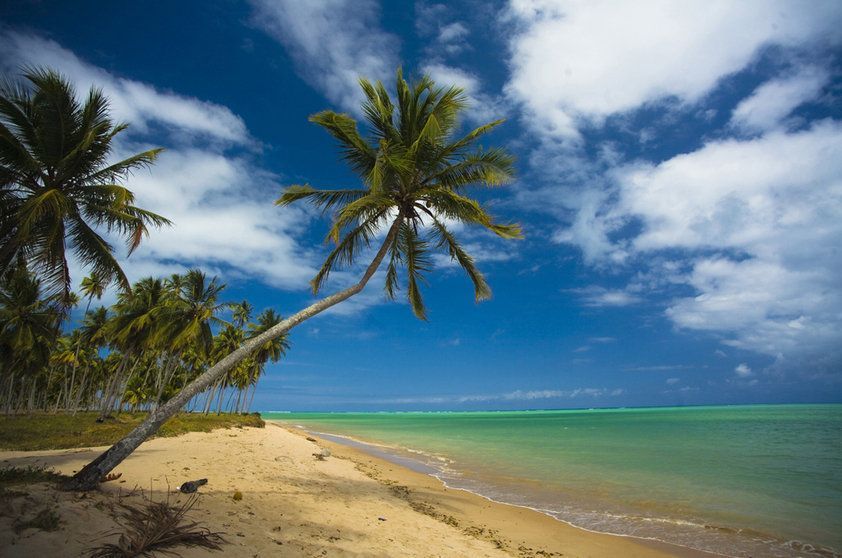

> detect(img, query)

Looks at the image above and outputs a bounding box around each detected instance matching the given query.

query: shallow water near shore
[266,404,842,558]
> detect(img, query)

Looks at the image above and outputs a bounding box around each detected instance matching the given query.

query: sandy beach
[0,423,712,557]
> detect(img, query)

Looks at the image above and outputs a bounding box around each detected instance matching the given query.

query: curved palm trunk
[63,219,400,490]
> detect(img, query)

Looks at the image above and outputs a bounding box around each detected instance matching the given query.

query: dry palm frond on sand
[87,493,225,557]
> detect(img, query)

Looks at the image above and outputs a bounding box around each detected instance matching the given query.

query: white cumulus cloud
[577,121,842,367]
[504,0,841,139]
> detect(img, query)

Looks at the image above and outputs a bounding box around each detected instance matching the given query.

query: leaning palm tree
[0,67,170,305]
[65,68,521,490]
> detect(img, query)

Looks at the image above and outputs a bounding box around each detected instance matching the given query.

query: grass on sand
[0,412,264,451]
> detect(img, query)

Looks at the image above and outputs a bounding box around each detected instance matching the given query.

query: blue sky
[2,1,841,411]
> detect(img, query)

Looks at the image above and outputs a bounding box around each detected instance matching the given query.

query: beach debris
[377,516,387,521]
[86,493,226,557]
[232,491,243,501]
[306,436,317,442]
[313,449,331,461]
[177,478,208,494]
[101,472,122,483]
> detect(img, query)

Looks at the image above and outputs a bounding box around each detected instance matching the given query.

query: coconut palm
[80,272,108,315]
[231,300,253,328]
[238,308,291,412]
[65,68,521,490]
[0,67,170,305]
[68,271,109,408]
[0,266,60,413]
[159,270,227,358]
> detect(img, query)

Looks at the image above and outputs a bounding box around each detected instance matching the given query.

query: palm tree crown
[0,67,170,303]
[277,69,521,319]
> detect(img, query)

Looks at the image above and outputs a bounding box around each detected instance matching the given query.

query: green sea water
[266,404,842,557]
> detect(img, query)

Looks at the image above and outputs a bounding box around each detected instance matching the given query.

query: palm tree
[99,277,167,417]
[0,67,170,305]
[67,271,109,408]
[243,308,290,412]
[65,68,521,490]
[151,270,227,406]
[80,272,108,315]
[231,300,253,328]
[159,270,227,359]
[0,266,59,413]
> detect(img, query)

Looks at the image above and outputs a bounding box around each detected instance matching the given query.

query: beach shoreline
[283,423,718,558]
[1,422,713,557]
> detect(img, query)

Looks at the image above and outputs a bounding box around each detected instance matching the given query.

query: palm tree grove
[1,67,520,490]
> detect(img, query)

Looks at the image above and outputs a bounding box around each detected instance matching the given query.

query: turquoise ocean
[265,404,842,557]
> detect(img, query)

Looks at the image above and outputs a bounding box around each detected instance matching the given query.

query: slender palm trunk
[64,296,93,411]
[64,219,401,490]
[215,382,226,415]
[246,383,257,413]
[4,372,15,415]
[202,381,218,414]
[71,366,89,415]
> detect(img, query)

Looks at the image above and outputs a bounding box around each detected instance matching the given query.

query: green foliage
[13,507,62,534]
[277,68,521,319]
[0,464,66,485]
[0,412,264,451]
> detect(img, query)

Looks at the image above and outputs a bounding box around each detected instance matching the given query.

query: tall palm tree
[0,266,59,413]
[0,67,170,305]
[150,270,227,406]
[68,271,109,407]
[66,68,521,490]
[158,270,227,359]
[243,308,290,412]
[80,272,108,315]
[231,300,253,328]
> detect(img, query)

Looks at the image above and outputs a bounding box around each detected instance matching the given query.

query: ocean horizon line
[261,401,842,415]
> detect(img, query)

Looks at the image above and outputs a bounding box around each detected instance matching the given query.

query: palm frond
[275,185,369,214]
[428,216,492,301]
[311,209,389,294]
[309,111,375,174]
[397,220,430,320]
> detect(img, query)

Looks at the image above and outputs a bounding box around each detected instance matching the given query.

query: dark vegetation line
[0,412,264,451]
[0,267,288,417]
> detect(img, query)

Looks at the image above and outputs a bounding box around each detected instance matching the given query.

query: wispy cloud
[623,365,700,372]
[0,30,250,145]
[569,286,642,307]
[589,336,616,343]
[381,387,625,405]
[248,0,399,113]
